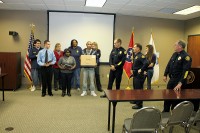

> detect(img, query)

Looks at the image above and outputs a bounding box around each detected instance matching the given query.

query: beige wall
[185,17,200,39]
[0,10,187,88]
[114,15,184,87]
[0,10,47,85]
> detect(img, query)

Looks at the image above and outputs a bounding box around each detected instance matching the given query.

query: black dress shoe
[97,89,103,92]
[61,93,65,97]
[48,94,53,96]
[67,93,71,97]
[132,105,143,109]
[41,94,46,97]
[130,101,136,104]
[100,94,106,98]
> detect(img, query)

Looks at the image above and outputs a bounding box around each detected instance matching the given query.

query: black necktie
[45,50,48,63]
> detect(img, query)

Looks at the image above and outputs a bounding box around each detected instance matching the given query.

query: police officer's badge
[185,56,190,61]
[76,50,79,53]
[119,51,122,54]
[142,55,145,58]
[178,56,181,60]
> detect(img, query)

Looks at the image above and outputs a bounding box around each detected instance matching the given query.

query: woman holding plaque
[58,48,76,97]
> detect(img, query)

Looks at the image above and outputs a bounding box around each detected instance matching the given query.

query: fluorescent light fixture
[85,0,106,7]
[0,0,3,4]
[174,5,200,15]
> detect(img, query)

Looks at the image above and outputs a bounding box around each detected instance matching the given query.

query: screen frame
[47,10,116,65]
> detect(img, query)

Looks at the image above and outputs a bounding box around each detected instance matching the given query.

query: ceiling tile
[146,0,174,8]
[42,0,65,5]
[106,0,130,4]
[47,4,65,10]
[104,3,124,9]
[176,0,200,5]
[66,5,84,11]
[127,0,155,6]
[2,0,24,4]
[64,1,85,6]
[23,0,44,4]
[0,0,200,20]
[27,4,47,10]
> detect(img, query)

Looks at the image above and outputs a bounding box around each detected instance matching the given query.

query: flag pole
[27,24,35,90]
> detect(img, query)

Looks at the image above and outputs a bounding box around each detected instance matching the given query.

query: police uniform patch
[178,56,181,60]
[124,51,126,54]
[135,56,138,59]
[185,56,190,61]
[141,55,145,58]
[119,51,122,54]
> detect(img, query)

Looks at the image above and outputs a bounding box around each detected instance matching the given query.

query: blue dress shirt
[37,48,56,66]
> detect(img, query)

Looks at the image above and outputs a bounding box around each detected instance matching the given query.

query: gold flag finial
[30,23,35,33]
[132,27,134,32]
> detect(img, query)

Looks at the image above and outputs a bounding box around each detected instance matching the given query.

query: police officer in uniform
[100,38,126,98]
[131,43,149,109]
[163,40,192,112]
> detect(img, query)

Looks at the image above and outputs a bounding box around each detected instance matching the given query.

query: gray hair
[178,40,186,49]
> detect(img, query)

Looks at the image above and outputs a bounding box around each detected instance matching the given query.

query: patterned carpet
[0,86,199,133]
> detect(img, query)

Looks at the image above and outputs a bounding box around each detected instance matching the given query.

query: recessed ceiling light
[174,5,200,15]
[0,0,4,4]
[85,0,106,7]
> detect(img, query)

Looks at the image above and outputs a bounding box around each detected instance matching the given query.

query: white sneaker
[91,91,97,97]
[31,86,36,92]
[77,88,80,91]
[81,91,87,96]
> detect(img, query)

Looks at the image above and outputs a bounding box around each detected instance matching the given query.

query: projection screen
[48,11,115,63]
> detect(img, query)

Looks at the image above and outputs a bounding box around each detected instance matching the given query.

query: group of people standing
[100,38,193,111]
[29,39,103,97]
[29,37,194,112]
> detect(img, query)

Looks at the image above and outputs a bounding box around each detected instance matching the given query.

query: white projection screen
[48,11,115,63]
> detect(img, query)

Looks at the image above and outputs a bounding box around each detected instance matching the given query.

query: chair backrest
[168,101,194,126]
[129,107,161,133]
[193,109,200,128]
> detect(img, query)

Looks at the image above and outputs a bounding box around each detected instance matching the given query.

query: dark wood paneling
[0,52,21,90]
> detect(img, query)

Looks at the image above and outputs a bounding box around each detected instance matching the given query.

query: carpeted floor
[0,86,199,133]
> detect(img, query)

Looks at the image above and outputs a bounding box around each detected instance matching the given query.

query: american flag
[24,32,34,82]
[123,32,134,79]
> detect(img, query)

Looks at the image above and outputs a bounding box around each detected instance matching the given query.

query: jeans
[146,69,154,89]
[71,68,81,89]
[31,68,41,86]
[82,68,95,91]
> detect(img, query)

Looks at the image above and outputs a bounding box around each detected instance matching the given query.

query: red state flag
[123,32,134,79]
